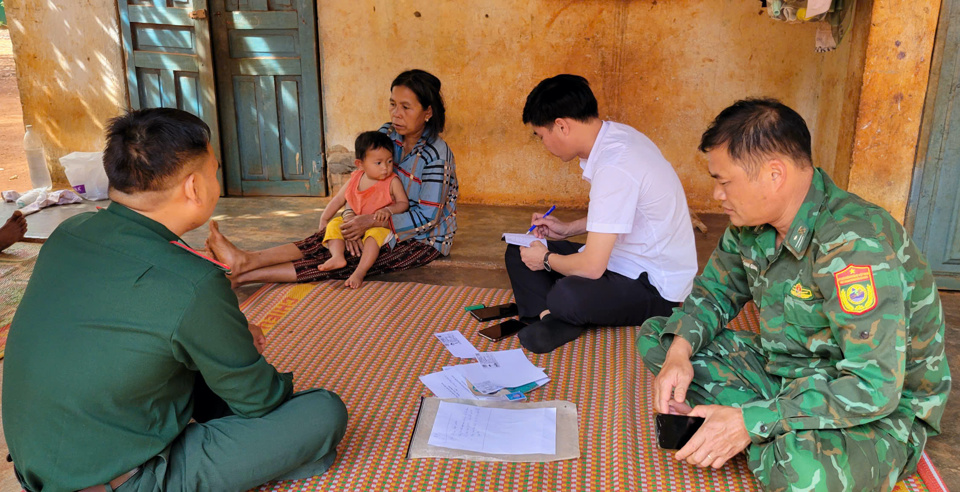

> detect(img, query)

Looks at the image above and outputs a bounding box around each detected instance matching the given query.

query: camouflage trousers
[637,323,925,492]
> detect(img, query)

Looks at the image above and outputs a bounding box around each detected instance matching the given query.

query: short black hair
[104,108,211,193]
[355,131,395,160]
[522,74,599,127]
[699,98,813,176]
[391,69,445,140]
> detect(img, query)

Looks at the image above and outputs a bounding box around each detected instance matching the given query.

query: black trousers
[504,241,676,327]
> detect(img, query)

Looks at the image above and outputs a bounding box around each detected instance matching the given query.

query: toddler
[318,131,409,288]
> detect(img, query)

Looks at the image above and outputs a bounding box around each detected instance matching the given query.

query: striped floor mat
[241,280,943,492]
[0,242,42,359]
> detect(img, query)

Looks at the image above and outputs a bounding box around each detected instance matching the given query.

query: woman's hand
[531,214,570,240]
[340,214,376,241]
[340,214,363,256]
[345,239,363,257]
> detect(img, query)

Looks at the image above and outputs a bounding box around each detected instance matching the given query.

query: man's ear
[183,172,201,204]
[767,158,787,189]
[554,118,570,136]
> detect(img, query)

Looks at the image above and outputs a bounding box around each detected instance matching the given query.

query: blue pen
[527,205,556,234]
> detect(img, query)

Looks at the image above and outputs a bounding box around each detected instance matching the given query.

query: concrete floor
[0,199,957,490]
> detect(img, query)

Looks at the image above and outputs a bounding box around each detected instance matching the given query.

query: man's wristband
[543,252,553,272]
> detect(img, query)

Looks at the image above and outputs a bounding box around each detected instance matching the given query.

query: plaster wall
[4,0,126,187]
[317,1,851,212]
[847,0,940,223]
[4,0,933,219]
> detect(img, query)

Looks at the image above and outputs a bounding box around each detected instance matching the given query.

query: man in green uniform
[637,99,950,491]
[3,108,348,492]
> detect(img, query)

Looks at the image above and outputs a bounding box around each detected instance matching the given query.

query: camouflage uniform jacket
[660,168,950,445]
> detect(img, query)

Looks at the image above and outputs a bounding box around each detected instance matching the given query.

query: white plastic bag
[60,151,109,201]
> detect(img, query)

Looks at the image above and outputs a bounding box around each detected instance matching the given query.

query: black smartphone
[655,414,705,450]
[478,319,527,342]
[469,303,518,322]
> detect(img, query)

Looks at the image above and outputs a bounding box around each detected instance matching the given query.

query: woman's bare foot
[206,220,247,272]
[0,211,28,251]
[318,256,347,272]
[345,271,365,289]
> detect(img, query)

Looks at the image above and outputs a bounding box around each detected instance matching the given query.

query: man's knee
[750,428,907,492]
[545,277,590,325]
[291,389,348,448]
[504,245,524,273]
[636,317,669,374]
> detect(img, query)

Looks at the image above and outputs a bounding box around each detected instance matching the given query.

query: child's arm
[373,177,409,222]
[319,186,348,231]
[386,176,410,213]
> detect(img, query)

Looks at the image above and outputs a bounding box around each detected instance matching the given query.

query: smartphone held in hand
[655,413,705,450]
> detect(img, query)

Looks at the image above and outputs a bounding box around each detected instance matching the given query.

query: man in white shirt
[506,74,698,353]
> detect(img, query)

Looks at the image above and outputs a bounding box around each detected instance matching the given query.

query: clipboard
[406,397,580,462]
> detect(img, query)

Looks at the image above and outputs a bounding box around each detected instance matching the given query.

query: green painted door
[117,0,221,165]
[910,0,960,290]
[210,0,325,196]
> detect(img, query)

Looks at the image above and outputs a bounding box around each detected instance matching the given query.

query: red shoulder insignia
[170,241,231,274]
[834,265,877,315]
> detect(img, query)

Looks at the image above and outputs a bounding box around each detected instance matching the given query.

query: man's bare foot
[0,211,28,251]
[199,238,216,260]
[345,271,365,289]
[206,220,246,272]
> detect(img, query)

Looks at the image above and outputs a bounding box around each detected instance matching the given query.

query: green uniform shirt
[3,203,293,492]
[652,168,950,445]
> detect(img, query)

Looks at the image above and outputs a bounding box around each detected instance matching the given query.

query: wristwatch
[543,252,553,272]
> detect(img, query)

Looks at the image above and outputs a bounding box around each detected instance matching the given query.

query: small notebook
[501,233,547,248]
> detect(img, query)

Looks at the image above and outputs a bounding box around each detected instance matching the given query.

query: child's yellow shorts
[323,216,392,248]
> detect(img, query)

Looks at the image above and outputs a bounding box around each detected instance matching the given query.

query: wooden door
[910,0,960,290]
[118,0,221,165]
[210,0,325,196]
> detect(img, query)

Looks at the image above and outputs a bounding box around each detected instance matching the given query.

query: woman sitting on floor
[207,69,458,286]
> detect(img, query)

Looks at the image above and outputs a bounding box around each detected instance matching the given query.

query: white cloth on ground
[2,188,83,215]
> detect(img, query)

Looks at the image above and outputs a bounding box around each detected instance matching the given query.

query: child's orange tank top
[344,169,395,215]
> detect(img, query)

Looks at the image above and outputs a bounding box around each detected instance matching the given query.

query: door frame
[117,0,327,197]
[209,0,326,197]
[908,0,959,289]
[117,0,223,186]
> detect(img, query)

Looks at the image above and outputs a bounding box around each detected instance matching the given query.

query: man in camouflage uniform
[637,99,950,491]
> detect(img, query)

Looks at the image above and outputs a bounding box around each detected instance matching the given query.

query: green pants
[119,386,348,492]
[637,323,924,492]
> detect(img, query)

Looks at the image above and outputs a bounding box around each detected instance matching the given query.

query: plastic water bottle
[23,125,52,190]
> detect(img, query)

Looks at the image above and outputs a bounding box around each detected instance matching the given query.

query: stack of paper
[501,233,547,248]
[428,401,557,455]
[422,331,550,401]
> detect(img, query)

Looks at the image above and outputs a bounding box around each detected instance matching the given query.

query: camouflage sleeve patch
[833,265,877,315]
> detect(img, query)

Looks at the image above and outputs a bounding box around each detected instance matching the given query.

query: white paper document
[419,371,479,399]
[428,401,557,455]
[434,330,479,359]
[453,349,548,392]
[502,233,547,248]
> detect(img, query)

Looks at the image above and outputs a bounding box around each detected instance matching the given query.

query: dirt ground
[0,28,28,194]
